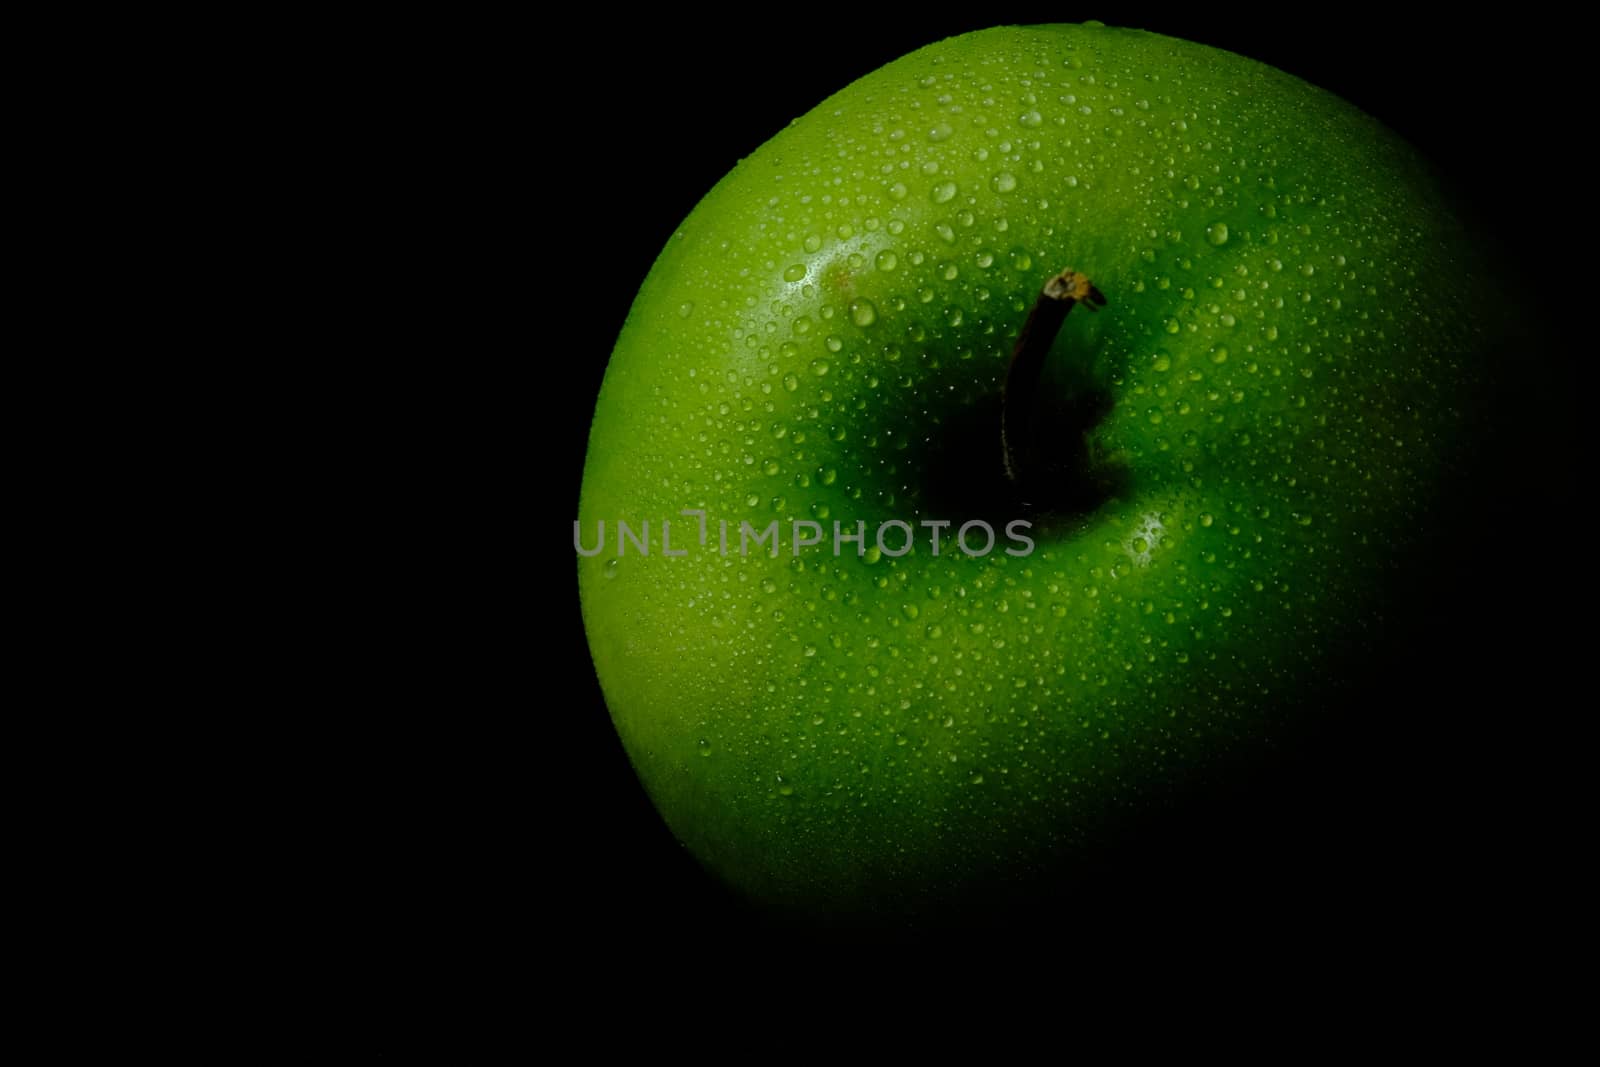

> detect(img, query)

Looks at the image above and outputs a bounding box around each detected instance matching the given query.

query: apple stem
[1002,269,1106,495]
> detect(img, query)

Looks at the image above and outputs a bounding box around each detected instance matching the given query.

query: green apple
[577,24,1493,920]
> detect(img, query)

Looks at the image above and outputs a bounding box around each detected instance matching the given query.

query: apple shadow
[913,385,1128,526]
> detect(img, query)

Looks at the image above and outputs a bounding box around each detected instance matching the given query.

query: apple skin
[577,24,1492,919]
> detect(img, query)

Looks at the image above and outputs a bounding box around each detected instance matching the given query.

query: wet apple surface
[577,24,1494,919]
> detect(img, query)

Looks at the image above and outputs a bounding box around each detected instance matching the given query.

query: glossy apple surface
[577,23,1491,919]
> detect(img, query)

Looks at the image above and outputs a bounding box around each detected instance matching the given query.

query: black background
[338,12,1578,1009]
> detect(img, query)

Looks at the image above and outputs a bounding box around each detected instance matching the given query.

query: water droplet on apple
[851,300,878,327]
[1009,249,1033,272]
[603,559,619,578]
[1019,110,1043,127]
[901,603,920,620]
[929,122,954,142]
[932,181,957,203]
[1206,222,1230,246]
[697,739,714,757]
[889,181,908,200]
[677,302,694,318]
[782,374,799,392]
[784,263,807,282]
[1210,345,1229,364]
[810,358,831,376]
[875,250,899,272]
[992,171,1017,193]
[803,234,822,253]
